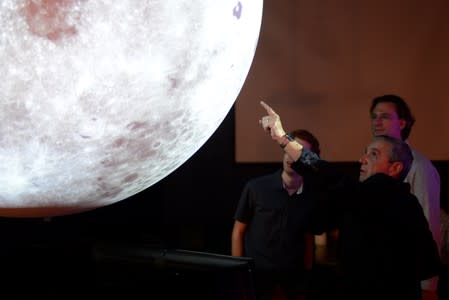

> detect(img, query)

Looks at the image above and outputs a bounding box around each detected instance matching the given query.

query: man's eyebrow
[372,112,391,116]
[367,146,380,153]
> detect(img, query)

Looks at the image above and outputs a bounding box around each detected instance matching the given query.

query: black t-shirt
[234,170,317,272]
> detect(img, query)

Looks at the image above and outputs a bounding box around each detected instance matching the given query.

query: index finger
[260,100,276,115]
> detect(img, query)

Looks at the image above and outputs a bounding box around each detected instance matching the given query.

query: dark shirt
[292,149,440,300]
[234,170,319,273]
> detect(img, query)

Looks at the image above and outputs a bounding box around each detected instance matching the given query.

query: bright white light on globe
[0,0,262,217]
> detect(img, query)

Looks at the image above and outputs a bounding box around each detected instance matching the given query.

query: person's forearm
[231,236,244,256]
[231,224,245,256]
[281,135,303,161]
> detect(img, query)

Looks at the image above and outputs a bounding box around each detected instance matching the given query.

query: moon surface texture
[0,0,262,217]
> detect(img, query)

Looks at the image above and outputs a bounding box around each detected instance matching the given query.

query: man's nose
[359,154,367,163]
[372,117,382,124]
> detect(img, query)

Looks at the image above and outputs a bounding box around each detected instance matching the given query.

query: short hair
[370,94,416,140]
[289,129,321,156]
[374,135,413,181]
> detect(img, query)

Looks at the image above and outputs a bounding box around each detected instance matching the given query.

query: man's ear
[389,161,404,179]
[399,119,407,131]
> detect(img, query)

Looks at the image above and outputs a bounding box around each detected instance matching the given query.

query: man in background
[232,129,323,300]
[369,94,440,298]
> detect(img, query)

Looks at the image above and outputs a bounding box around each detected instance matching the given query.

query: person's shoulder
[410,146,435,166]
[362,174,416,207]
[389,180,422,210]
[363,174,413,194]
[408,146,439,173]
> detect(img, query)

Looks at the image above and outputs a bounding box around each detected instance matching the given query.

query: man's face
[370,102,405,140]
[358,139,397,182]
[283,138,311,175]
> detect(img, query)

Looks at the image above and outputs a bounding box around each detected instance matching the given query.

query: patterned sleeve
[290,148,322,175]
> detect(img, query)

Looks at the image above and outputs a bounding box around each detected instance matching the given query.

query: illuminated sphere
[0,0,262,217]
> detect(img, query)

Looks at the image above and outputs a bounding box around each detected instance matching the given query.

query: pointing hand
[259,101,286,141]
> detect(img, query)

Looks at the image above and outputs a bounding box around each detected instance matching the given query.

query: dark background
[1,105,447,298]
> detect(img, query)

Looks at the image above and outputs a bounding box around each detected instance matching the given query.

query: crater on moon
[0,0,262,217]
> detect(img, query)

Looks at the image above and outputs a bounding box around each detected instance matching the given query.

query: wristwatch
[280,134,294,149]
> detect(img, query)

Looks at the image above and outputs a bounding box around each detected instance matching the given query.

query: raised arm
[259,101,304,161]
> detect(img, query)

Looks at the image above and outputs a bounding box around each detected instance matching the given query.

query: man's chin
[374,131,385,136]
